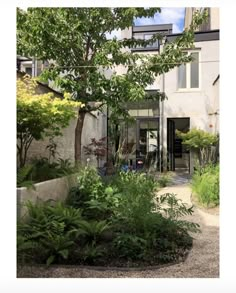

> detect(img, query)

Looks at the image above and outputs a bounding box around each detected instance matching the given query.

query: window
[25,67,32,76]
[178,51,200,89]
[144,34,159,48]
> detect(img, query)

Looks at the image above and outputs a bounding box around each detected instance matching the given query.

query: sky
[134,7,185,33]
[106,7,185,39]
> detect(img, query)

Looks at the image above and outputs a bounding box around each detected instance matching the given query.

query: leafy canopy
[17,76,82,139]
[176,128,218,150]
[17,8,208,116]
[17,8,208,162]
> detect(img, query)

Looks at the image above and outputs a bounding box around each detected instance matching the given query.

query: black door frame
[167,118,175,171]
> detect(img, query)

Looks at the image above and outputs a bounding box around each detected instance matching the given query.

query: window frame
[177,50,201,92]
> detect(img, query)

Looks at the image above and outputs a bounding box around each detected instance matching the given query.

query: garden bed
[17,174,78,218]
[17,167,200,269]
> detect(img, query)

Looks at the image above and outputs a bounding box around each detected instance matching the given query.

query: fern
[78,220,111,243]
[17,165,34,188]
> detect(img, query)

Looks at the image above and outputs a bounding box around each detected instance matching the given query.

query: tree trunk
[74,110,86,164]
[18,147,24,168]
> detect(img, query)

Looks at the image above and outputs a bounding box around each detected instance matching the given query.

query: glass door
[136,119,159,170]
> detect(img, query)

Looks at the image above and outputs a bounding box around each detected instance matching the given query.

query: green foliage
[77,166,104,198]
[66,166,104,211]
[176,128,219,168]
[156,193,201,233]
[17,7,207,162]
[108,172,158,230]
[80,242,105,265]
[17,164,34,188]
[113,234,147,260]
[17,201,83,265]
[176,128,218,150]
[78,220,111,243]
[31,157,75,182]
[192,164,219,207]
[17,157,76,184]
[157,173,171,187]
[17,76,82,167]
[103,171,199,263]
[18,167,201,267]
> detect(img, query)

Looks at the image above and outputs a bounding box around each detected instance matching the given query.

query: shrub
[157,173,171,187]
[17,157,76,185]
[17,164,34,188]
[191,164,219,206]
[78,219,111,243]
[113,234,147,260]
[79,243,105,265]
[17,75,82,168]
[66,166,105,219]
[176,128,219,168]
[108,171,158,230]
[17,201,83,265]
[18,167,201,267]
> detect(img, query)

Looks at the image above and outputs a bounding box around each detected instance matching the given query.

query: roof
[17,71,63,98]
[132,24,173,33]
[166,29,220,43]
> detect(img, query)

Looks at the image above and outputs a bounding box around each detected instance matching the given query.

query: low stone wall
[17,174,78,219]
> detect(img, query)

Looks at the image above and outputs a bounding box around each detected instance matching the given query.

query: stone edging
[18,250,191,272]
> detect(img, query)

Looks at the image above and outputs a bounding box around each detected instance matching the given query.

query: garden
[17,165,200,267]
[177,128,220,208]
[16,76,219,269]
[16,8,217,271]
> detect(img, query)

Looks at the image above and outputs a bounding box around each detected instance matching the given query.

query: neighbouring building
[184,7,219,31]
[17,61,107,167]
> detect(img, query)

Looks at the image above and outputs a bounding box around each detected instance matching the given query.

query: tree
[83,137,107,167]
[17,8,207,163]
[17,75,82,167]
[176,128,219,168]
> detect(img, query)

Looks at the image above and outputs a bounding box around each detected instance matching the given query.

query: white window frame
[177,50,201,92]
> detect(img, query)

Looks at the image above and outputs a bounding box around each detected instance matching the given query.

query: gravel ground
[17,184,219,278]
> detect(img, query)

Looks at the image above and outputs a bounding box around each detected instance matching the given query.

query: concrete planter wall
[17,174,78,219]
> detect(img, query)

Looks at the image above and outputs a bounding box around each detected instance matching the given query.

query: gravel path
[17,184,219,278]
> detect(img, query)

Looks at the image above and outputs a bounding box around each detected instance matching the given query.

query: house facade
[163,29,219,172]
[109,8,219,173]
[17,8,219,173]
[107,24,171,172]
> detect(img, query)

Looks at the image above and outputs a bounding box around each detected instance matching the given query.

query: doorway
[136,118,160,170]
[167,118,190,172]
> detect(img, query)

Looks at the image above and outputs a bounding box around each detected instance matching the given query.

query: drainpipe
[32,57,35,77]
[161,74,165,172]
[159,38,166,173]
[31,57,37,77]
[35,59,38,77]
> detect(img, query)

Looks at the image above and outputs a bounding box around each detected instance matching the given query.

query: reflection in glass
[137,120,159,170]
[178,64,186,88]
[190,52,199,88]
